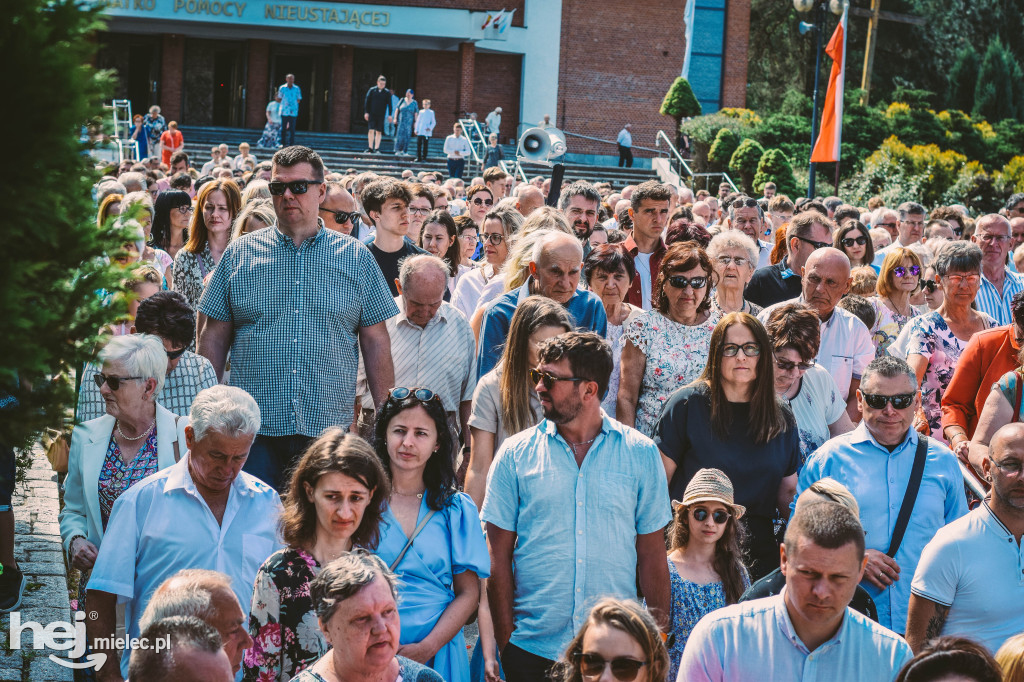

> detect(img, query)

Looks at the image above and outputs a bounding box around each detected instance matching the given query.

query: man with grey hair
[558,180,602,247]
[129,616,233,682]
[873,202,931,268]
[86,385,283,682]
[118,171,147,195]
[355,255,477,454]
[871,206,900,242]
[201,146,222,176]
[139,569,252,676]
[972,213,1023,325]
[477,230,607,377]
[515,184,545,217]
[795,355,967,636]
[728,195,772,268]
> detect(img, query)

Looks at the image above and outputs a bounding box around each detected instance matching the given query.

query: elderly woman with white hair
[60,334,188,599]
[706,231,762,316]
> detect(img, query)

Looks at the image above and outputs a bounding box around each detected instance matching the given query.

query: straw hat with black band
[672,467,746,519]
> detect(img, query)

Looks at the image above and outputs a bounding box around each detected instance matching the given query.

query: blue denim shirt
[795,423,968,632]
[481,413,671,660]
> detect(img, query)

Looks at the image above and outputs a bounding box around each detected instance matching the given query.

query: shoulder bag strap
[886,435,928,558]
[172,416,182,462]
[1013,370,1023,424]
[389,509,437,572]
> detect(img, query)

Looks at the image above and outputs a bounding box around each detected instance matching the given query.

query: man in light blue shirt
[680,501,913,681]
[972,214,1024,326]
[617,123,633,168]
[795,356,968,634]
[86,386,283,680]
[278,73,302,146]
[482,332,671,682]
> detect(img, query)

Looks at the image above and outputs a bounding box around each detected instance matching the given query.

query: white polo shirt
[911,501,1024,653]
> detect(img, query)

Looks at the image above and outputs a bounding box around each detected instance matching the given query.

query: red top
[160,129,183,164]
[622,235,667,310]
[940,324,1019,438]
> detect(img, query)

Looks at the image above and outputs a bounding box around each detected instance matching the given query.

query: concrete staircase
[179,125,658,190]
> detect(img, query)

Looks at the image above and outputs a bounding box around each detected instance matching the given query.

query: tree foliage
[660,77,702,121]
[729,139,766,194]
[708,128,740,169]
[754,149,800,197]
[973,38,1024,123]
[0,0,126,450]
[947,46,979,114]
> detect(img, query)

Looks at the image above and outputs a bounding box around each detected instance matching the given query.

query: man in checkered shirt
[198,146,397,491]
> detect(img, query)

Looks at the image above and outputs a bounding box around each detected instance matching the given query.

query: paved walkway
[0,448,73,682]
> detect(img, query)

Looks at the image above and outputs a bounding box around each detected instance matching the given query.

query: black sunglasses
[893,265,921,278]
[529,368,585,391]
[573,653,647,682]
[775,357,816,371]
[692,507,731,524]
[667,275,708,290]
[387,387,441,405]
[471,197,494,206]
[920,280,939,293]
[93,373,142,391]
[841,236,867,247]
[320,207,355,224]
[166,346,188,360]
[478,233,505,245]
[268,179,323,196]
[797,236,832,250]
[861,392,915,410]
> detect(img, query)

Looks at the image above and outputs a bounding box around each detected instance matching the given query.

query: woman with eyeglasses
[407,183,436,243]
[373,387,490,682]
[452,207,523,320]
[550,598,668,682]
[901,241,993,441]
[652,312,800,580]
[659,468,749,679]
[834,220,876,271]
[60,335,187,611]
[454,215,480,272]
[869,248,927,354]
[706,231,762,316]
[765,303,855,463]
[172,178,241,309]
[466,185,494,228]
[617,242,720,437]
[152,189,192,260]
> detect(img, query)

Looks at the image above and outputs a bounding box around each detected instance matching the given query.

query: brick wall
[456,43,476,116]
[556,0,688,158]
[245,40,270,128]
[160,34,184,122]
[721,0,751,108]
[472,52,522,145]
[329,45,354,132]
[415,49,461,136]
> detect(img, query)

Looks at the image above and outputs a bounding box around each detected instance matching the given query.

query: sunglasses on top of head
[268,179,323,196]
[387,386,442,405]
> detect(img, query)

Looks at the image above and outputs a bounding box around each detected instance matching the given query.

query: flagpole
[807,0,825,199]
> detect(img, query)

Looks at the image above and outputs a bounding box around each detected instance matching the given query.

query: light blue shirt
[795,423,968,632]
[976,267,1024,326]
[278,83,302,117]
[481,413,671,660]
[678,592,913,681]
[88,456,283,676]
[617,128,632,146]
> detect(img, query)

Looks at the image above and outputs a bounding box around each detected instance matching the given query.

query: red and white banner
[811,2,849,163]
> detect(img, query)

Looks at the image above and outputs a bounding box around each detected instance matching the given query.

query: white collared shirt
[88,455,283,677]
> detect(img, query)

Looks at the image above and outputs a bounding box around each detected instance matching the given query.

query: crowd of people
[6,132,1024,682]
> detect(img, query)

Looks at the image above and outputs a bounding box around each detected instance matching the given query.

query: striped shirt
[76,351,217,423]
[357,299,477,411]
[976,267,1024,326]
[200,224,399,437]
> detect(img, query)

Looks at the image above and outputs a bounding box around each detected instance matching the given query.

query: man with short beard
[558,180,601,254]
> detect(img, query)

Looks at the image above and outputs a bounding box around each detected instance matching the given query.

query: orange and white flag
[811,1,849,163]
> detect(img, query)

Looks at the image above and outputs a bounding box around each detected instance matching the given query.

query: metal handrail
[560,129,661,154]
[500,159,528,184]
[656,130,739,193]
[458,118,488,169]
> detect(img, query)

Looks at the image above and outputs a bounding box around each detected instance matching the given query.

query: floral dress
[97,430,159,530]
[393,99,419,154]
[624,309,720,436]
[868,296,925,355]
[665,558,749,682]
[244,548,327,682]
[905,311,994,441]
[172,242,215,311]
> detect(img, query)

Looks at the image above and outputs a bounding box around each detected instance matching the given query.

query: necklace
[394,489,424,499]
[564,436,597,451]
[117,419,154,441]
[887,296,912,318]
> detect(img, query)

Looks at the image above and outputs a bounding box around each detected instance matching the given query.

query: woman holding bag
[373,387,490,682]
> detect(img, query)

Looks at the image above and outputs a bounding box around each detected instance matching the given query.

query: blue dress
[375,492,490,682]
[393,99,419,153]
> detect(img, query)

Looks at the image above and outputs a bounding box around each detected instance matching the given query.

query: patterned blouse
[868,296,925,355]
[97,429,159,530]
[172,242,215,310]
[244,548,327,682]
[624,309,720,436]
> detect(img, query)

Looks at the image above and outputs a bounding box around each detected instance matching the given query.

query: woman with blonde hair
[97,193,123,229]
[551,598,669,682]
[172,178,241,309]
[870,246,926,353]
[452,206,522,320]
[996,633,1024,682]
[231,198,276,240]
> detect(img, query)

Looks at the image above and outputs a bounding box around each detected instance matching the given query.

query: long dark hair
[280,429,390,551]
[697,312,788,443]
[374,392,457,511]
[667,502,748,604]
[152,190,191,251]
[420,209,460,277]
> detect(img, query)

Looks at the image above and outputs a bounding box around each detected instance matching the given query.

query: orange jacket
[940,325,1019,438]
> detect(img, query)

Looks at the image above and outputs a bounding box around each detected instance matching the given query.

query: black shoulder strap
[886,434,928,558]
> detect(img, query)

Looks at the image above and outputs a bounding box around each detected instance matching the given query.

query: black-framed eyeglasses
[479,233,505,245]
[166,346,188,361]
[692,507,731,524]
[268,179,323,196]
[989,457,1024,477]
[920,280,939,293]
[893,265,921,278]
[797,236,831,250]
[775,357,815,371]
[471,197,494,207]
[319,207,355,224]
[529,368,584,391]
[387,386,442,405]
[722,343,761,357]
[93,373,143,391]
[573,653,648,682]
[841,236,867,247]
[175,205,194,215]
[667,275,708,290]
[861,392,915,410]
